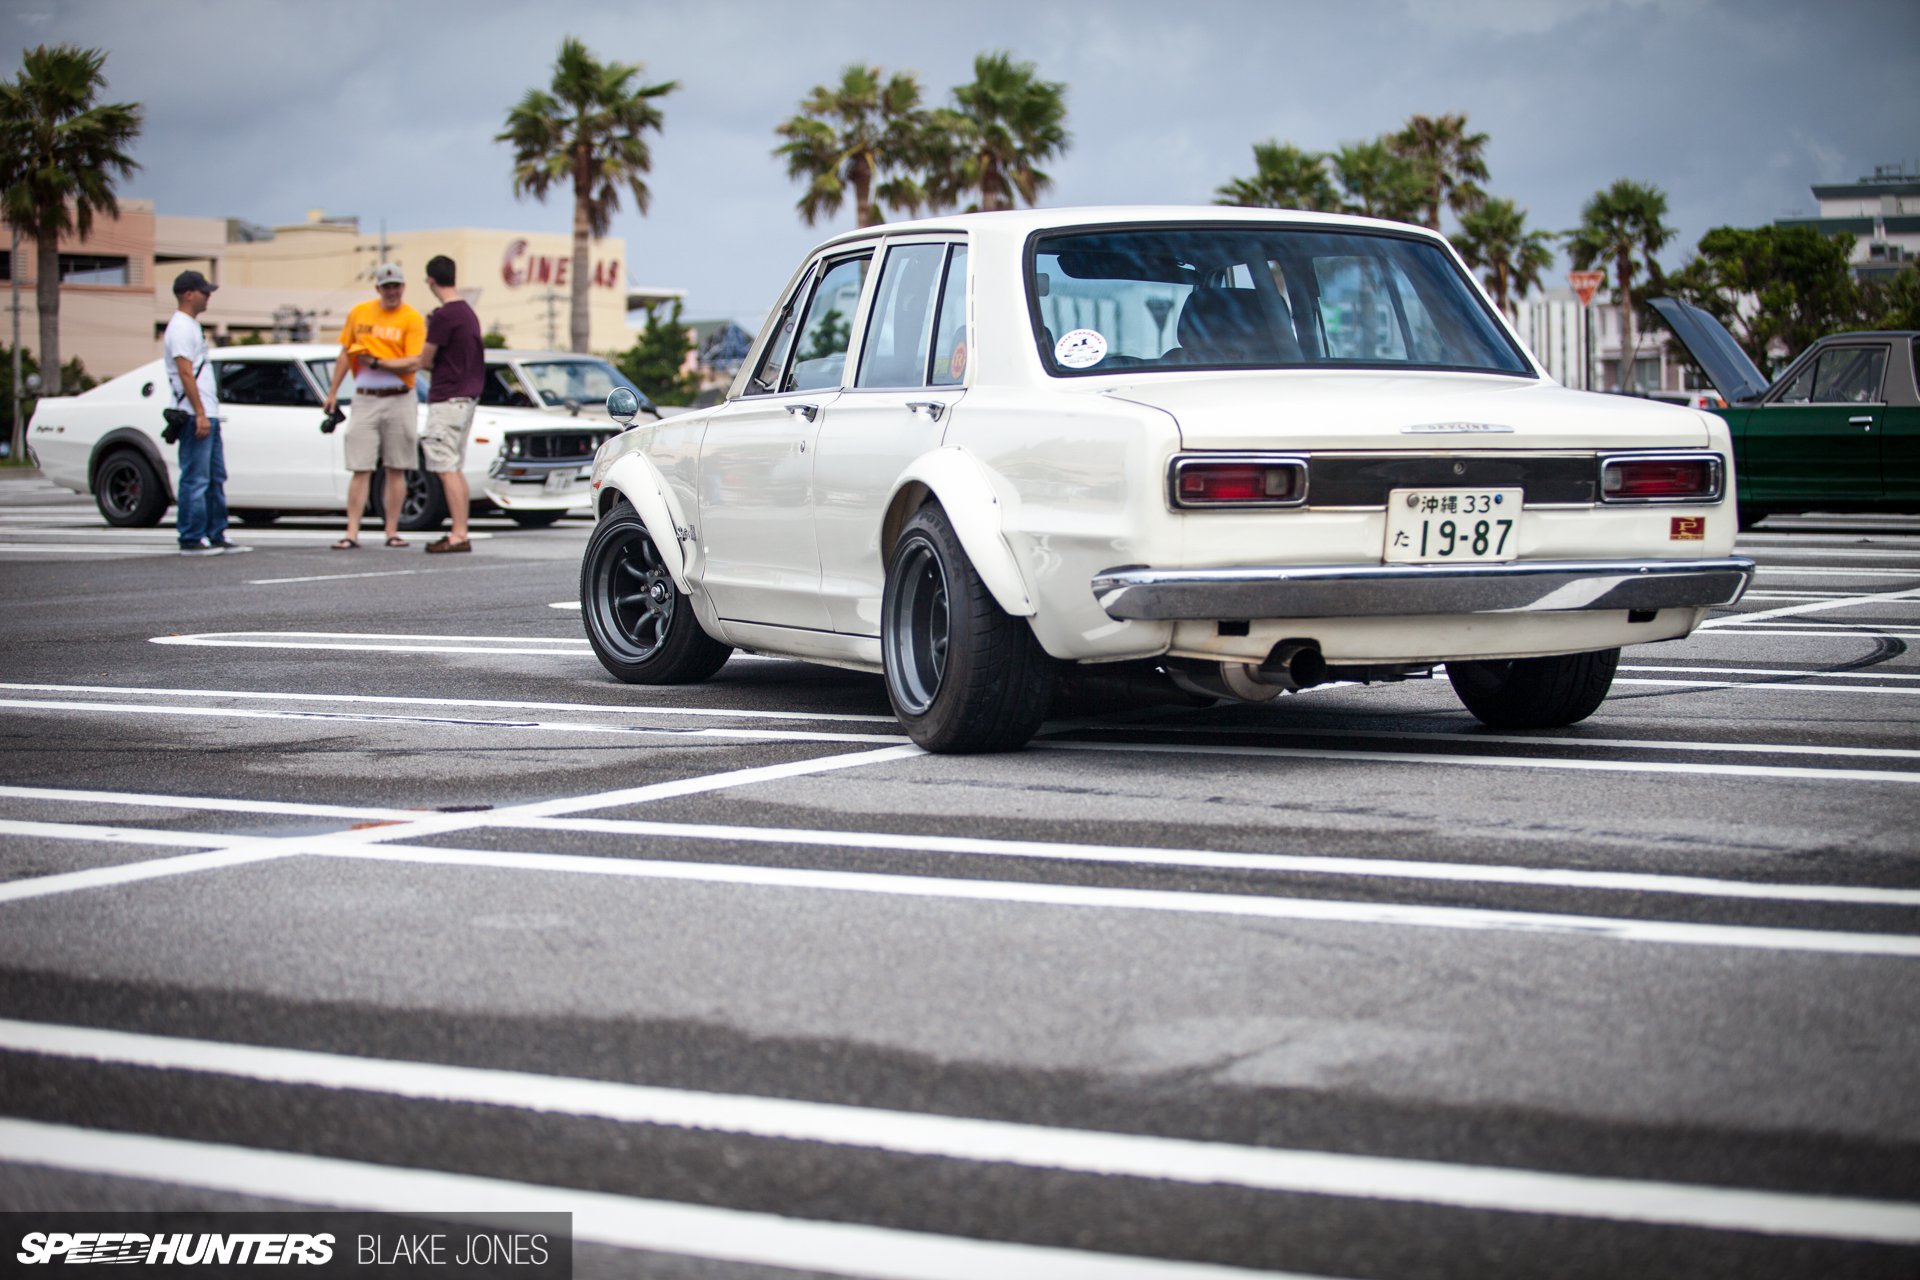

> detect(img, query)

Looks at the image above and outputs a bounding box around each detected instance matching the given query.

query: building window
[0,251,10,282]
[58,254,130,286]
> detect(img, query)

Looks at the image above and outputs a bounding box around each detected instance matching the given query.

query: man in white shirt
[163,270,244,554]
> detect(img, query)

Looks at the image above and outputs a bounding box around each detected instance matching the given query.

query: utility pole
[8,225,22,461]
[539,289,562,350]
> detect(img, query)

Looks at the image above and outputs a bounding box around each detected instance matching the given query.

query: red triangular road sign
[1568,271,1604,307]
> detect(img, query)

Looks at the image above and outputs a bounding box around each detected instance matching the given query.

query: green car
[1651,297,1919,527]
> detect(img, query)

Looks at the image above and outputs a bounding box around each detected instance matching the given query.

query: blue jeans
[175,418,228,547]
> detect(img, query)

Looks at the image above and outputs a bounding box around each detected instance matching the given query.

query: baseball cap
[172,269,218,295]
[372,262,405,286]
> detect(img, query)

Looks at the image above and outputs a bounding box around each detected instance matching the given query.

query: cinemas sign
[500,239,621,289]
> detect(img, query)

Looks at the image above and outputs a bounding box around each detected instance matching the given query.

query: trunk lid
[1647,298,1771,405]
[1102,370,1712,451]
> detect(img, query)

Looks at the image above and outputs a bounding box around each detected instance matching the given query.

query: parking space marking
[0,847,297,905]
[511,816,1920,907]
[1754,566,1920,578]
[1613,679,1920,696]
[247,570,424,585]
[0,819,230,848]
[151,633,594,656]
[1700,585,1920,630]
[0,683,898,726]
[5,1027,1917,1244]
[1619,665,1920,682]
[0,1119,1287,1280]
[1042,738,1920,782]
[324,842,1920,958]
[0,696,909,746]
[0,784,418,822]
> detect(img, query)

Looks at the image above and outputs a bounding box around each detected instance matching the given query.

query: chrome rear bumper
[1092,557,1756,621]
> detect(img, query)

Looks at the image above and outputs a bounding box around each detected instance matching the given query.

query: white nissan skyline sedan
[581,207,1754,752]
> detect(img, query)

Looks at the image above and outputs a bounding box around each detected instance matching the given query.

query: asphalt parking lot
[1,473,1917,1279]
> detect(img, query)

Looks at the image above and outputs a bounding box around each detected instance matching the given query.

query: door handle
[1850,415,1874,429]
[785,402,819,423]
[905,400,945,422]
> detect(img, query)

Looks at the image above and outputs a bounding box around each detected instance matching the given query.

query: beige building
[5,203,684,381]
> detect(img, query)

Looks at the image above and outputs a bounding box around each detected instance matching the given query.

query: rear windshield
[1030,224,1532,377]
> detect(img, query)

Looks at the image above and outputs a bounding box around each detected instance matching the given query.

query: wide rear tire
[882,504,1055,753]
[1448,648,1619,729]
[95,448,168,527]
[580,504,731,684]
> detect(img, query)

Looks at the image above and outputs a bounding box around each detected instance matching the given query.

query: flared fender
[599,452,692,593]
[887,449,1035,617]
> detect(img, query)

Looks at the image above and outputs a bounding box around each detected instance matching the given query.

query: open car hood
[1648,298,1771,405]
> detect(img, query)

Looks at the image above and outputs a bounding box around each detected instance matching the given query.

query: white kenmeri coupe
[581,207,1754,752]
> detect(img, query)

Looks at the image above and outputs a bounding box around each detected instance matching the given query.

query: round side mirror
[606,387,640,426]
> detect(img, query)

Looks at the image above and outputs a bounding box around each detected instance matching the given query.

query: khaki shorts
[421,397,477,473]
[344,391,418,472]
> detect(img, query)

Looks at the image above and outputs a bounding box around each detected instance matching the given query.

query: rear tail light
[1169,455,1307,508]
[1600,453,1723,503]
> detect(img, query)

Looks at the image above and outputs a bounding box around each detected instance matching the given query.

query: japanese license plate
[542,470,580,494]
[1384,488,1521,564]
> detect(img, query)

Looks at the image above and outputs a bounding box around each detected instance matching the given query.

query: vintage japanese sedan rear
[582,208,1754,752]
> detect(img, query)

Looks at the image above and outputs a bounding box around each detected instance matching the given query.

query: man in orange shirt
[323,261,426,548]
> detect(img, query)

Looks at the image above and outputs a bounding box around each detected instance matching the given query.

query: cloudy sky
[7,0,1917,332]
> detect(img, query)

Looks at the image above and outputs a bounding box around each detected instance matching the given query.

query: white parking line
[0,1119,1286,1280]
[324,842,1920,958]
[1614,678,1920,696]
[0,847,297,905]
[248,570,424,585]
[510,816,1920,907]
[0,683,898,726]
[1620,665,1920,682]
[0,784,417,822]
[151,635,593,656]
[4,1027,1915,1244]
[1699,585,1920,629]
[1041,737,1920,782]
[0,696,910,746]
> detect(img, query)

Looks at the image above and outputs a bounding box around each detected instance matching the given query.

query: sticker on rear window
[1054,328,1107,369]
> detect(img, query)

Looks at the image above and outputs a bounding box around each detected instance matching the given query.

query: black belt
[358,386,407,397]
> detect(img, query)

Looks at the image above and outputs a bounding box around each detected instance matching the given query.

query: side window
[215,361,318,407]
[856,244,946,388]
[1809,347,1887,404]
[744,265,815,396]
[785,255,871,393]
[1775,358,1817,404]
[478,366,532,408]
[929,247,969,387]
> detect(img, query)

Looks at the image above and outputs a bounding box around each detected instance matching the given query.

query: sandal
[385,535,409,548]
[331,537,360,550]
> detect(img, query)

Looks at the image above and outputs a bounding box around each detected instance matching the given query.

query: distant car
[580,206,1754,752]
[1651,298,1919,526]
[28,343,618,530]
[1615,388,1727,411]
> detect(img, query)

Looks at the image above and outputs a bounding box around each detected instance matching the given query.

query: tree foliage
[923,52,1069,213]
[0,42,141,442]
[1390,112,1489,232]
[1330,139,1427,223]
[1566,179,1675,389]
[775,65,927,228]
[1213,142,1338,211]
[498,37,676,353]
[611,301,700,406]
[1663,225,1866,368]
[1,345,95,458]
[1453,197,1553,317]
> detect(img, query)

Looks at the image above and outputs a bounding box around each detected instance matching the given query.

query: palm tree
[1453,197,1553,317]
[0,44,141,415]
[498,37,676,353]
[1213,142,1337,211]
[774,65,927,228]
[1329,139,1426,223]
[1566,179,1676,390]
[924,52,1068,213]
[1390,112,1489,232]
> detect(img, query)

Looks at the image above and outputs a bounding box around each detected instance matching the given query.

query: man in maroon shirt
[388,255,485,552]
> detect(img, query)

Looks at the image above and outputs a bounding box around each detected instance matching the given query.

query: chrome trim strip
[1092,557,1756,620]
[488,458,592,480]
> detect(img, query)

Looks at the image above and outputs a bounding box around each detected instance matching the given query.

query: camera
[160,408,193,444]
[319,407,346,434]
